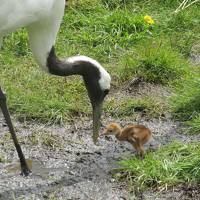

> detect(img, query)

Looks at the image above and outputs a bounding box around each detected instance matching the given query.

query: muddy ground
[0,84,200,200]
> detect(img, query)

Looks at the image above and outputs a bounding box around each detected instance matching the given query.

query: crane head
[82,61,111,144]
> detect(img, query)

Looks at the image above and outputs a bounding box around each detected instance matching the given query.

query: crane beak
[92,102,103,144]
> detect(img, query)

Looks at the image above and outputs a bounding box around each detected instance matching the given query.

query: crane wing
[0,0,55,35]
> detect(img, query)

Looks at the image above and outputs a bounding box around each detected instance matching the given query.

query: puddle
[5,159,69,177]
[6,159,34,173]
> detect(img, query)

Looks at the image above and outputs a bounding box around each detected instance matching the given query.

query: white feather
[0,0,65,70]
[67,56,111,90]
[0,0,54,35]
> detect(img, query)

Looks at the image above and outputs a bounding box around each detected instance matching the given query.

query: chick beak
[100,129,107,136]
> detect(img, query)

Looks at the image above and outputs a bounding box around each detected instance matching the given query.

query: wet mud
[0,115,199,200]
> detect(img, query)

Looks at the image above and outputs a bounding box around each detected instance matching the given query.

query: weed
[0,154,5,163]
[186,115,200,135]
[171,76,200,121]
[3,29,30,56]
[102,0,132,9]
[114,142,200,189]
[106,95,167,118]
[118,42,188,84]
[168,7,200,32]
[170,68,200,134]
[0,132,16,151]
[28,131,63,150]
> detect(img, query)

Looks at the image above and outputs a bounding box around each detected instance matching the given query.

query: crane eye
[103,89,109,96]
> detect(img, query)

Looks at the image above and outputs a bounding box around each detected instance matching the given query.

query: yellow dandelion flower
[144,15,155,25]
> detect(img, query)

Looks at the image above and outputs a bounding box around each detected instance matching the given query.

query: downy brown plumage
[102,123,152,157]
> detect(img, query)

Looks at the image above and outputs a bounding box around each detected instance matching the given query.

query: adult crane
[0,0,111,176]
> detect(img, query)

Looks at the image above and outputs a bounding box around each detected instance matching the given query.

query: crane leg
[0,87,31,176]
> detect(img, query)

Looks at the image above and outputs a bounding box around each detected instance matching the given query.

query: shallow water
[6,159,69,177]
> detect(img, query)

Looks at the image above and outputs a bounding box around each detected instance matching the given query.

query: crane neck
[47,47,100,78]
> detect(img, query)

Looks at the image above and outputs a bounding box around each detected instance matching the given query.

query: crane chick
[102,123,152,157]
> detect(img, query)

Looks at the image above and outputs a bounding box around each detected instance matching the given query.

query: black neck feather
[47,46,104,105]
[47,47,100,80]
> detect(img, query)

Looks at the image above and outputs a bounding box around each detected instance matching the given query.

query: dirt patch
[144,184,200,200]
[109,79,171,104]
[0,116,130,200]
[190,43,200,66]
[0,114,199,199]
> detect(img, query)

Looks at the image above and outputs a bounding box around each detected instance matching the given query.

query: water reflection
[5,159,68,177]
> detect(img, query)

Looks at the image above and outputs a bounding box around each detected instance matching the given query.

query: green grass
[27,131,64,150]
[116,41,189,84]
[115,142,200,190]
[170,70,200,134]
[60,2,156,62]
[186,115,200,135]
[0,154,5,163]
[172,77,200,121]
[106,95,167,118]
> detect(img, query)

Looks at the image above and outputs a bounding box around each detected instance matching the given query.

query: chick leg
[130,137,145,159]
[137,139,145,159]
[129,138,141,157]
